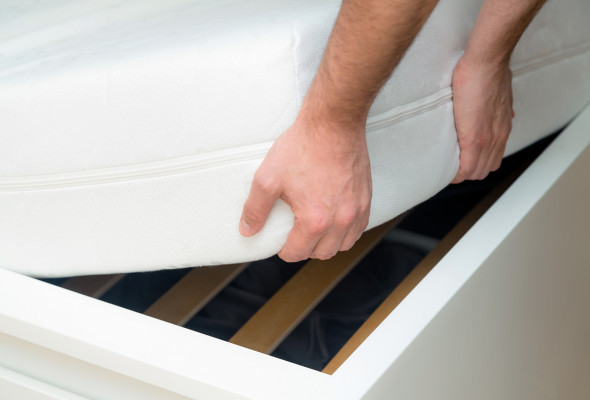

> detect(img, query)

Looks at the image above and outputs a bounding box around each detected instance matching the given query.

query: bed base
[56,148,533,374]
[2,104,589,399]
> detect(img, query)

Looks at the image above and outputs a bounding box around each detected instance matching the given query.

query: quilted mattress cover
[1,0,589,277]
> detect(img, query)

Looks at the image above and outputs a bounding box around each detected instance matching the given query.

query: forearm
[464,0,546,66]
[301,0,439,128]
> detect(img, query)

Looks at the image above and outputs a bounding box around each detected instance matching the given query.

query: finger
[339,208,369,251]
[488,138,508,173]
[310,228,348,260]
[339,225,364,252]
[452,142,481,184]
[240,173,280,237]
[489,154,503,173]
[473,138,494,180]
[278,218,323,262]
[311,204,368,257]
[486,119,511,174]
[310,225,366,259]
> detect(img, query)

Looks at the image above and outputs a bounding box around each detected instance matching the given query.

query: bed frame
[1,104,590,399]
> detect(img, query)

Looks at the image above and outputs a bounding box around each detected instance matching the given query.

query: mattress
[1,0,589,277]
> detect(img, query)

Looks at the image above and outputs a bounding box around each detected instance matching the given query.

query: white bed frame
[1,104,590,399]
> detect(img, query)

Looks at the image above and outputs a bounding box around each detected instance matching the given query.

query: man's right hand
[239,114,372,262]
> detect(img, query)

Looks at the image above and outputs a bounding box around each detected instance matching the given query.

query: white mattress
[1,0,589,277]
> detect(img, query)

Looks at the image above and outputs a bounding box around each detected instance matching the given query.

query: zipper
[512,41,590,76]
[0,141,273,192]
[367,89,453,131]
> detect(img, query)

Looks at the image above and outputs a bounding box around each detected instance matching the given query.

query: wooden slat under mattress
[229,218,401,354]
[61,273,125,298]
[144,263,249,325]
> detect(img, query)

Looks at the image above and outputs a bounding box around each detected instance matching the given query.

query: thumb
[240,173,280,237]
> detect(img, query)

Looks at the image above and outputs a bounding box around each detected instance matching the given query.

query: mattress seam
[0,142,274,192]
[512,40,590,76]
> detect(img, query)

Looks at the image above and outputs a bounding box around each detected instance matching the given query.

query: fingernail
[240,219,253,236]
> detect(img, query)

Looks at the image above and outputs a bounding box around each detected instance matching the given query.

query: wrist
[454,53,512,84]
[459,45,512,70]
[299,64,372,130]
[297,104,367,137]
[291,98,368,151]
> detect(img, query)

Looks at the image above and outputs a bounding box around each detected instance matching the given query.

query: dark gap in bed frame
[39,134,555,373]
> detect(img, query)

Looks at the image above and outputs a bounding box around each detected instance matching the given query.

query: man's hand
[451,57,514,183]
[451,0,546,184]
[240,115,371,262]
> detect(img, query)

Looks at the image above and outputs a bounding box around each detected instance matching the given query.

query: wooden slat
[61,274,125,298]
[144,263,249,325]
[322,162,533,374]
[229,218,402,354]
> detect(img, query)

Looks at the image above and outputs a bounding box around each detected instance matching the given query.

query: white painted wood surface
[1,104,589,399]
[330,103,590,399]
[0,366,90,400]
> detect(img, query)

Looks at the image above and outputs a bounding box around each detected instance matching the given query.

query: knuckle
[305,212,330,235]
[360,199,371,219]
[362,207,371,221]
[461,162,477,177]
[335,207,356,228]
[340,240,355,252]
[242,207,262,224]
[359,218,369,232]
[253,171,278,194]
[340,244,353,252]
